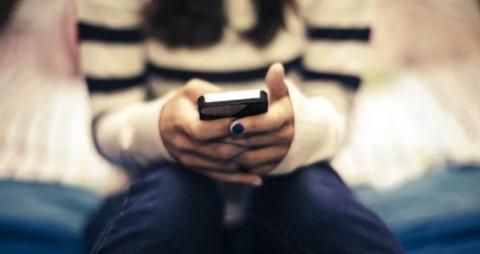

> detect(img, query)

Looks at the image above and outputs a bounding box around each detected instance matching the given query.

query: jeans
[85,162,403,254]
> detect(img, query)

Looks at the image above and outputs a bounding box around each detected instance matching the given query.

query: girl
[79,0,403,253]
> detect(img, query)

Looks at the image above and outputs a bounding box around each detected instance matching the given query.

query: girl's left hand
[227,63,294,175]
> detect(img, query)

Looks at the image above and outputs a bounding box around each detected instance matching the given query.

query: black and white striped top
[78,0,374,174]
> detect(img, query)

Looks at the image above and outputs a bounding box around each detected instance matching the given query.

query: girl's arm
[78,0,173,175]
[270,0,375,174]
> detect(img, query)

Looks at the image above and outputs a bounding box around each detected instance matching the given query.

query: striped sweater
[78,0,374,175]
[2,0,477,193]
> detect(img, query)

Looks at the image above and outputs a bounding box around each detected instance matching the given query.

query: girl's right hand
[159,79,263,186]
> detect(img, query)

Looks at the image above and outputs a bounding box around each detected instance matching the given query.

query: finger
[225,123,293,147]
[182,116,234,140]
[168,133,245,160]
[236,145,289,167]
[183,78,222,102]
[266,63,288,102]
[195,142,244,161]
[203,171,263,186]
[229,96,292,135]
[249,163,276,175]
[173,97,235,140]
[177,153,238,172]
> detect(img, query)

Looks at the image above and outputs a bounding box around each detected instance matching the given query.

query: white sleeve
[269,0,374,175]
[270,81,347,175]
[95,92,175,171]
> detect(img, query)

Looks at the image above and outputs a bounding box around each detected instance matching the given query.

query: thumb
[265,63,288,102]
[183,78,222,102]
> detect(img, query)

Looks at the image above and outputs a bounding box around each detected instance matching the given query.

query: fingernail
[253,178,263,186]
[230,122,244,135]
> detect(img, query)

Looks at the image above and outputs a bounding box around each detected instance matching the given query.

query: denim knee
[120,164,224,233]
[246,163,403,253]
[249,163,351,221]
[89,163,225,254]
[130,163,223,214]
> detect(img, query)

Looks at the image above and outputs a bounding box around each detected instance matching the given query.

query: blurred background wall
[334,0,480,189]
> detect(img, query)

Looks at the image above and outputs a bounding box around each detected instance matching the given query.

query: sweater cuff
[79,0,142,11]
[96,92,175,171]
[269,81,346,175]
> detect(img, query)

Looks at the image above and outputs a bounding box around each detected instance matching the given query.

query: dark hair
[0,0,19,33]
[143,0,295,48]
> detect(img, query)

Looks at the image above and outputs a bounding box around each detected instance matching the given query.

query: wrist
[270,81,347,175]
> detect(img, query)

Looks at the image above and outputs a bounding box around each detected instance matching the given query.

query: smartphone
[197,89,268,120]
